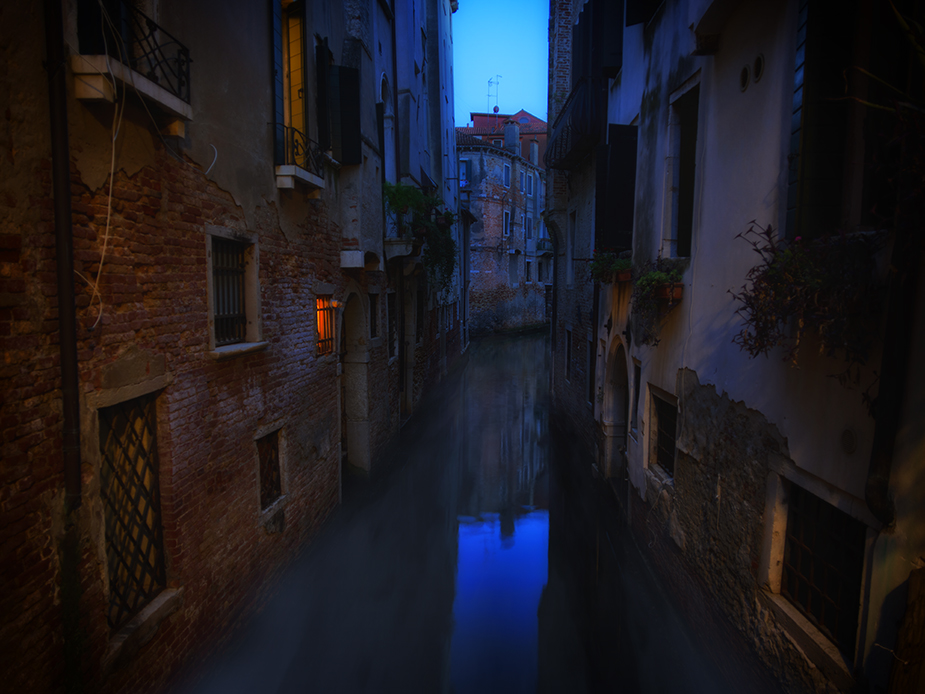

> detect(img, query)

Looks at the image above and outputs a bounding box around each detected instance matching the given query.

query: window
[525,260,532,282]
[387,292,397,358]
[526,217,533,239]
[508,255,518,285]
[459,159,469,188]
[520,169,525,190]
[209,231,260,350]
[415,290,424,343]
[631,362,641,433]
[493,139,502,147]
[315,295,335,355]
[520,213,525,237]
[503,163,511,188]
[99,392,165,631]
[257,430,282,510]
[565,329,572,381]
[212,238,248,346]
[651,393,678,476]
[666,84,700,258]
[369,293,379,339]
[527,173,533,196]
[272,1,307,165]
[587,340,595,404]
[503,210,511,236]
[781,485,866,652]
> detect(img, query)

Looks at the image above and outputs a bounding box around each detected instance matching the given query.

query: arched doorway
[602,341,629,481]
[340,294,371,475]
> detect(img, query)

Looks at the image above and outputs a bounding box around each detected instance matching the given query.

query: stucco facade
[548,0,925,692]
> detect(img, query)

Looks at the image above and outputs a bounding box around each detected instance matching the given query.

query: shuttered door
[99,393,166,631]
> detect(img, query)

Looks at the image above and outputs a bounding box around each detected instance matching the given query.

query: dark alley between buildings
[175,332,783,694]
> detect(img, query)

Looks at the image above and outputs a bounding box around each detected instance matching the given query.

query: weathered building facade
[1,0,462,691]
[457,115,550,335]
[547,0,925,692]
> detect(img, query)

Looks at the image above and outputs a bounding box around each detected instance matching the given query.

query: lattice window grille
[99,393,166,631]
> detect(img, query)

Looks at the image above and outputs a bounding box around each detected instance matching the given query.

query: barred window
[369,293,379,339]
[653,395,678,477]
[387,293,396,358]
[257,430,282,511]
[316,295,335,355]
[782,485,866,652]
[212,237,248,346]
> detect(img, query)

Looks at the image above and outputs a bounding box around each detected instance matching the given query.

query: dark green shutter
[271,0,285,165]
[331,66,361,165]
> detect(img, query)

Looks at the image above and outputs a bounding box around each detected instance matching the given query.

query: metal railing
[80,0,191,103]
[275,124,325,179]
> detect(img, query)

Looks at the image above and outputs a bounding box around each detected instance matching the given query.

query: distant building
[457,116,550,334]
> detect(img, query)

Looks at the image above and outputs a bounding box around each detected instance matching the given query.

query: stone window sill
[758,590,855,691]
[209,341,268,360]
[103,588,183,675]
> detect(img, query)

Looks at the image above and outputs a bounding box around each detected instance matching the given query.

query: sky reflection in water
[451,511,549,694]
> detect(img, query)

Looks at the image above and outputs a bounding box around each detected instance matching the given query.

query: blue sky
[452,0,549,126]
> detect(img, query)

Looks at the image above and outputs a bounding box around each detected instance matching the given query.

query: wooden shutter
[316,38,332,152]
[271,0,285,165]
[331,66,361,165]
[595,124,637,252]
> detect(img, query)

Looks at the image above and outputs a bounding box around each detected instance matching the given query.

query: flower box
[655,284,683,301]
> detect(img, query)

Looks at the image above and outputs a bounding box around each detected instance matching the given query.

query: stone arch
[339,289,371,475]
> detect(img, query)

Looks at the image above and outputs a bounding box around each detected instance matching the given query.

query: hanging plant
[383,182,458,296]
[729,222,885,378]
[589,249,632,283]
[630,257,685,346]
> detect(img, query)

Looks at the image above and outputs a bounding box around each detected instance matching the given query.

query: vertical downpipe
[46,2,85,688]
[45,0,82,513]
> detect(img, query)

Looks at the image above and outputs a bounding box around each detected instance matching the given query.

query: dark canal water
[176,332,767,693]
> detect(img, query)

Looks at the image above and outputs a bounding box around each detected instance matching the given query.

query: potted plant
[729,221,884,375]
[590,249,632,283]
[630,257,685,346]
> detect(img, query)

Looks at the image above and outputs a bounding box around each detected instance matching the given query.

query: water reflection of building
[459,337,550,522]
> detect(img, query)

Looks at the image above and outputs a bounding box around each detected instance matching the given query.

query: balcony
[274,125,325,193]
[544,78,606,170]
[536,238,554,255]
[73,0,191,122]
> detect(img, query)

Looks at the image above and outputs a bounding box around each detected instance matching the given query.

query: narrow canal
[177,332,774,694]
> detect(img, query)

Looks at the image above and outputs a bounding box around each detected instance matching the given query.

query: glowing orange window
[316,296,334,355]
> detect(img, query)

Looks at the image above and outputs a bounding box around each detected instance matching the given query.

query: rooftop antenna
[487,75,501,130]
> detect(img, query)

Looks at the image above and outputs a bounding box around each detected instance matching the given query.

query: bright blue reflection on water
[451,510,549,694]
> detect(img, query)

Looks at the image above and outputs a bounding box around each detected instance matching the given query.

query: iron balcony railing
[274,124,325,179]
[544,77,606,170]
[78,0,191,103]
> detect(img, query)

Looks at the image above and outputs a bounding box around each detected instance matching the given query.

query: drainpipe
[45,0,82,513]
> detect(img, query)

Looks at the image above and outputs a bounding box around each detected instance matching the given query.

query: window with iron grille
[316,295,335,355]
[653,394,677,476]
[212,237,248,346]
[782,485,866,652]
[99,392,166,631]
[387,292,396,358]
[369,293,379,339]
[257,430,282,511]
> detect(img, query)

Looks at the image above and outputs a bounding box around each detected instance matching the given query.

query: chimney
[504,120,520,156]
[530,139,539,165]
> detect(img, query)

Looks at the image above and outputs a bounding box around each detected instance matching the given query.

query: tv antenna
[487,75,502,124]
